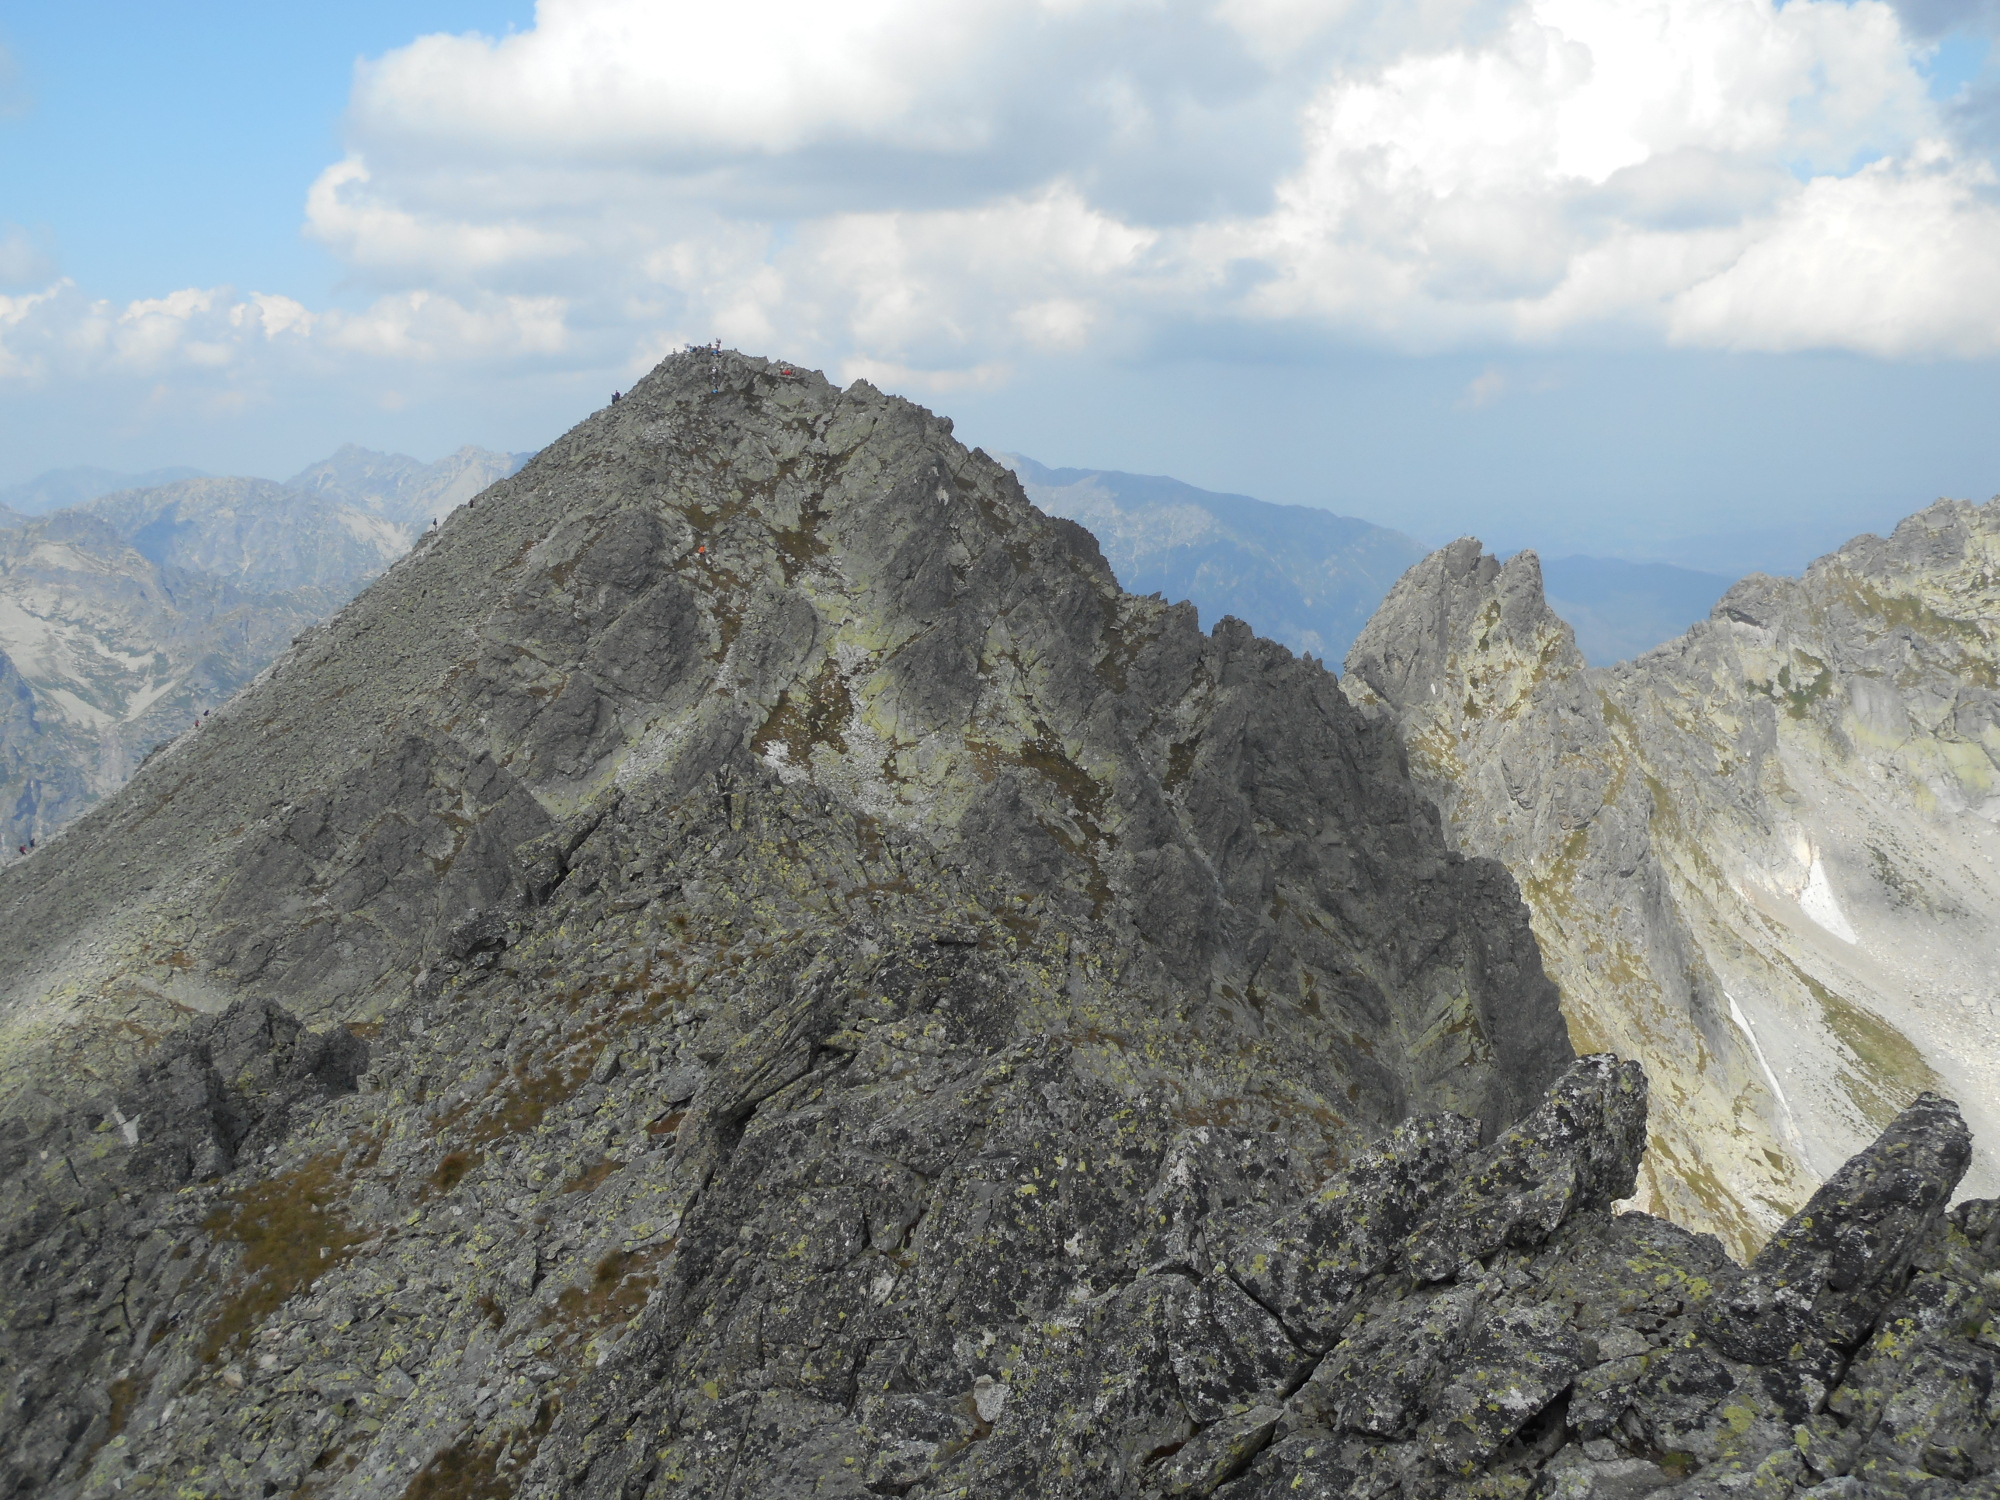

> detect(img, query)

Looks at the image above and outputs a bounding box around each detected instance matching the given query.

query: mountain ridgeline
[0,355,1994,1500]
[0,446,522,852]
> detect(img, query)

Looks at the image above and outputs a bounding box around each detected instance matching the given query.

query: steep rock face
[0,353,1567,1135]
[1342,542,1804,1252]
[0,350,1578,1495]
[1346,508,2000,1255]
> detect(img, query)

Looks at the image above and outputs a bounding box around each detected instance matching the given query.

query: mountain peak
[1,350,1995,1500]
[0,346,1568,1127]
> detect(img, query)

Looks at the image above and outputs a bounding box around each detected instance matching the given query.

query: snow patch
[1799,853,1858,945]
[1726,989,1809,1164]
[1727,991,1792,1116]
[40,687,112,729]
[0,597,66,678]
[122,676,181,722]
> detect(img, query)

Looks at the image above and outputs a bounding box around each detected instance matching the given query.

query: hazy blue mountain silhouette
[1004,455,1425,665]
[0,465,206,518]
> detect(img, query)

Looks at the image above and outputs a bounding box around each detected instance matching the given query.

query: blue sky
[5,0,2000,568]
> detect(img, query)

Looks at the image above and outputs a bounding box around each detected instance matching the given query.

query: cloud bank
[8,0,2000,403]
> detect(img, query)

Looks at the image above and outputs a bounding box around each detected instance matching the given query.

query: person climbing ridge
[612,390,621,404]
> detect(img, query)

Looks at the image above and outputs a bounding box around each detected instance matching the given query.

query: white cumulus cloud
[0,280,575,392]
[14,0,2000,409]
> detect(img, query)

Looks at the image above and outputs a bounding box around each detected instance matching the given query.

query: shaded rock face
[1345,516,2000,1256]
[1341,542,1778,1251]
[0,351,1578,1496]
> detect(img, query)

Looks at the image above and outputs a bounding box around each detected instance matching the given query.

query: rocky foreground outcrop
[9,996,1997,1499]
[1,350,1578,1496]
[1345,517,2000,1256]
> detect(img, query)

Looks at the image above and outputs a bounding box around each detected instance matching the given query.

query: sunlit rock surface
[1346,512,2000,1256]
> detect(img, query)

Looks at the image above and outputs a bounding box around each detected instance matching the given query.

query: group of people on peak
[609,340,817,404]
[609,340,733,403]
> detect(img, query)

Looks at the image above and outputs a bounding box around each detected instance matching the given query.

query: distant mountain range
[1003,456,1424,666]
[287,442,527,538]
[0,465,207,518]
[0,447,526,852]
[1003,456,1736,669]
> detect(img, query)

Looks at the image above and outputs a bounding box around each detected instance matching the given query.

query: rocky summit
[0,353,1992,1500]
